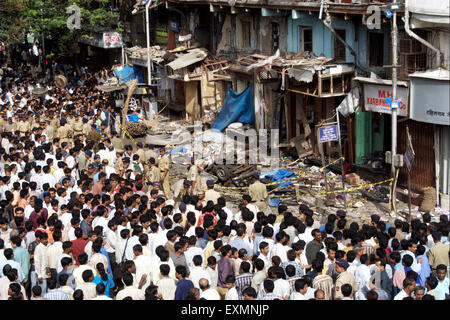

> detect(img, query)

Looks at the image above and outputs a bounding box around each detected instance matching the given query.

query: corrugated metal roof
[409,68,450,80]
[353,76,409,87]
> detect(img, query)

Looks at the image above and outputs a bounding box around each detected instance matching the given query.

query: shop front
[409,68,450,209]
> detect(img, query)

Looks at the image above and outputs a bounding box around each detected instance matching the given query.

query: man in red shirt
[197,202,217,228]
[71,227,88,265]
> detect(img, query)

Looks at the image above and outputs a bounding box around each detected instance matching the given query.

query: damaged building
[116,0,449,210]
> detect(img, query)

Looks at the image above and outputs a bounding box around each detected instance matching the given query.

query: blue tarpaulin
[212,85,255,132]
[262,169,297,188]
[114,64,144,83]
[126,114,139,122]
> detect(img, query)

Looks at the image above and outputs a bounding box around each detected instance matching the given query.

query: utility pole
[145,0,152,86]
[391,8,399,214]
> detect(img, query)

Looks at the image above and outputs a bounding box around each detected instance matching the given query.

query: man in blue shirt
[435,264,449,300]
[229,224,253,257]
[11,236,30,283]
[174,265,194,300]
[0,248,25,282]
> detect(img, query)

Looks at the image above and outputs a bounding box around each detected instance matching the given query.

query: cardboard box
[345,173,361,185]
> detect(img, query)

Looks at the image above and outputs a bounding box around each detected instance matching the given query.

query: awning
[166,48,208,70]
[409,68,450,125]
[96,83,128,92]
[409,68,450,81]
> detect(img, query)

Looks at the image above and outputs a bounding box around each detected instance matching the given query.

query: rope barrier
[110,114,138,146]
[219,177,394,199]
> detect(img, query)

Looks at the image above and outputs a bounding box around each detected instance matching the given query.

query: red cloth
[197,212,217,228]
[72,238,88,266]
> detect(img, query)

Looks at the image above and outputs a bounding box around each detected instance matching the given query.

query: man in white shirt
[199,278,220,300]
[75,269,97,300]
[189,255,211,288]
[33,232,49,293]
[72,253,96,287]
[258,242,271,272]
[91,283,112,300]
[289,278,308,300]
[401,241,421,274]
[272,267,290,299]
[148,223,167,259]
[133,244,152,291]
[394,278,415,300]
[354,254,371,299]
[224,275,239,300]
[40,166,56,188]
[184,237,203,271]
[116,272,145,300]
[270,231,288,263]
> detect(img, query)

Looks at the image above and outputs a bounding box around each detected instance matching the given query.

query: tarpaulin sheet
[114,64,144,83]
[212,85,255,132]
[262,169,296,188]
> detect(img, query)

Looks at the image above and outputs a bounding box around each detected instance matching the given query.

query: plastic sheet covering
[212,85,255,132]
[261,169,297,188]
[114,64,144,83]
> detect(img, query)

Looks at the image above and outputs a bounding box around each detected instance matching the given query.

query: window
[369,32,384,67]
[301,27,313,53]
[272,22,280,53]
[398,30,428,79]
[241,21,251,48]
[333,29,346,62]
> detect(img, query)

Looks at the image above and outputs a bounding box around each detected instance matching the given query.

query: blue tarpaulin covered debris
[114,64,144,83]
[262,169,297,188]
[212,85,255,132]
[167,146,187,154]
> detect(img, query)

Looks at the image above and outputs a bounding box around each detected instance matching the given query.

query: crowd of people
[0,61,448,301]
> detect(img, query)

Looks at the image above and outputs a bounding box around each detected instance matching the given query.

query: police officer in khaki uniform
[41,119,52,142]
[145,144,159,165]
[57,119,73,145]
[158,147,172,199]
[82,117,91,137]
[100,122,111,139]
[204,180,221,205]
[31,115,41,131]
[73,113,84,137]
[135,142,146,165]
[4,117,16,133]
[114,149,124,173]
[146,157,160,187]
[248,172,268,213]
[111,131,124,154]
[0,114,6,132]
[17,115,30,137]
[49,112,59,131]
[188,158,203,195]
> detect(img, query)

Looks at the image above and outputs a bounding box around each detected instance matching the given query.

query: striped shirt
[235,273,254,300]
[312,274,333,300]
[43,289,69,300]
[287,276,302,294]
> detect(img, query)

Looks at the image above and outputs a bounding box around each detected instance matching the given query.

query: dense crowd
[0,61,448,301]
